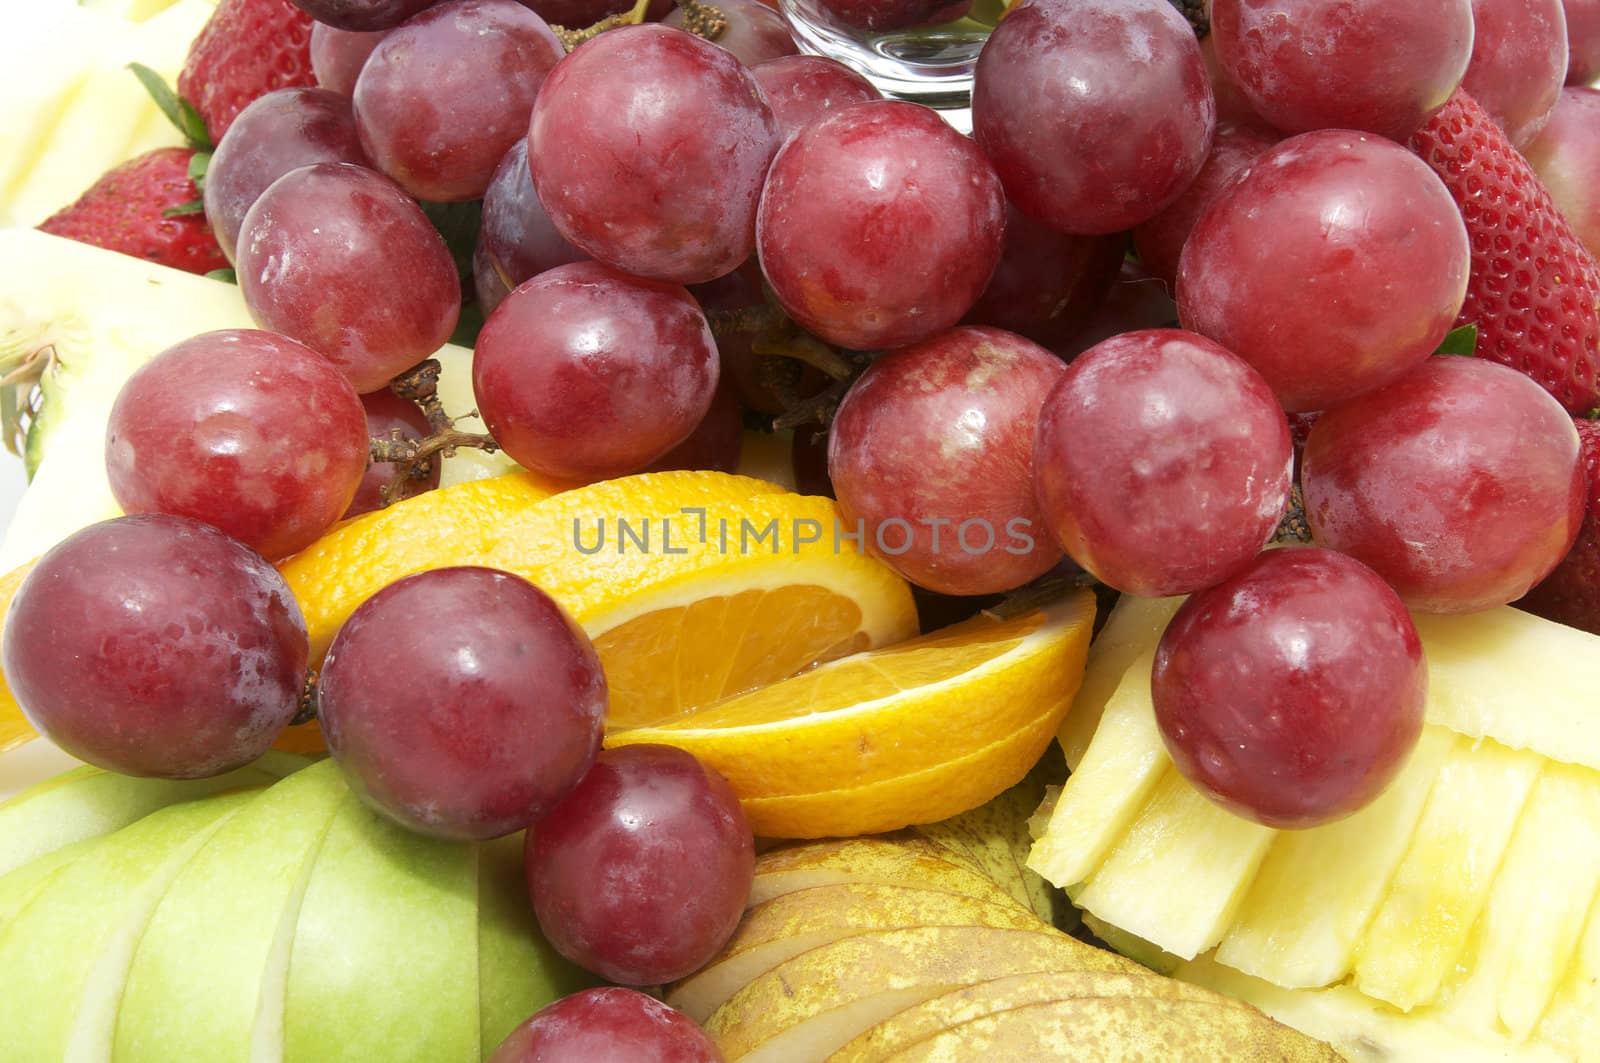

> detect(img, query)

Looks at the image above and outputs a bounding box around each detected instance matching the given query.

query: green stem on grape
[290,669,319,727]
[981,571,1103,621]
[752,329,858,382]
[551,0,654,51]
[371,358,500,507]
[704,302,790,338]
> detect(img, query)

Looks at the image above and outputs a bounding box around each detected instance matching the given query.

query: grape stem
[552,0,682,50]
[1272,483,1313,545]
[1167,0,1207,37]
[981,571,1102,621]
[370,358,500,507]
[291,669,319,727]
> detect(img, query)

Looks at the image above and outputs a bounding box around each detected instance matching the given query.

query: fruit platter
[4,0,1600,1058]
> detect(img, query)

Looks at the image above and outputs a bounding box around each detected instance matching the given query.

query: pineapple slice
[1352,738,1544,1011]
[1537,891,1600,1059]
[1215,725,1459,989]
[1056,594,1182,769]
[1072,767,1275,960]
[1177,955,1570,1063]
[1438,761,1600,1041]
[1414,608,1600,774]
[1027,651,1168,890]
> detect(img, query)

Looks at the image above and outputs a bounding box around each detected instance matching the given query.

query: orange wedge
[609,592,1096,837]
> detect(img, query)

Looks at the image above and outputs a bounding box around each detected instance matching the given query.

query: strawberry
[1409,89,1600,416]
[177,0,317,145]
[1519,417,1600,633]
[37,148,229,276]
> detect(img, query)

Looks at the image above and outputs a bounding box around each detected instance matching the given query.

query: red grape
[665,0,798,65]
[750,55,880,142]
[287,0,435,31]
[309,23,388,96]
[1462,0,1570,147]
[645,381,745,474]
[317,567,606,840]
[2,514,309,779]
[480,137,587,289]
[1209,0,1473,143]
[1523,86,1600,258]
[757,100,1005,350]
[354,0,564,203]
[961,203,1126,349]
[203,87,369,265]
[828,326,1066,596]
[528,24,780,284]
[1132,122,1277,288]
[1032,328,1292,597]
[1567,0,1600,82]
[343,389,440,519]
[1177,130,1470,412]
[1152,547,1428,830]
[473,236,514,319]
[237,162,460,393]
[1303,355,1586,614]
[972,0,1214,235]
[1199,34,1261,126]
[472,261,720,480]
[488,988,723,1063]
[105,329,369,560]
[1053,263,1178,360]
[526,745,754,985]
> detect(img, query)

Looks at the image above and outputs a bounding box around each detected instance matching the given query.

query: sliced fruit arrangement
[0,757,592,1061]
[675,792,1338,1061]
[1031,591,1600,1059]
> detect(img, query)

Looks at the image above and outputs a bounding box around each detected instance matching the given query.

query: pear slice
[1536,889,1600,1058]
[1073,767,1275,960]
[1056,593,1183,770]
[1352,738,1543,1011]
[830,968,1249,1063]
[1216,725,1458,988]
[282,794,480,1063]
[113,759,347,1063]
[703,924,1139,1061]
[871,991,1341,1061]
[1437,760,1600,1041]
[0,789,258,1061]
[1028,652,1169,891]
[750,837,1026,912]
[477,834,594,1054]
[0,751,305,877]
[667,883,1045,1022]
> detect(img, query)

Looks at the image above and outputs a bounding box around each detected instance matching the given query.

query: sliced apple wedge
[0,834,99,928]
[703,924,1140,1062]
[283,794,480,1062]
[749,837,1027,912]
[0,788,257,1062]
[667,883,1044,1022]
[830,968,1250,1063]
[113,759,347,1063]
[0,751,303,877]
[1072,767,1275,960]
[1216,725,1458,988]
[477,834,594,1054]
[1437,760,1600,1041]
[1352,738,1544,1011]
[1027,650,1168,890]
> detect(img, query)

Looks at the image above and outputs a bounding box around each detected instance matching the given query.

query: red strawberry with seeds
[1409,89,1600,416]
[178,0,317,145]
[37,148,229,276]
[1519,417,1600,633]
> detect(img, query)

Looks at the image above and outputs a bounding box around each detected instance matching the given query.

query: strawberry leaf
[206,269,238,284]
[1434,323,1478,357]
[128,63,212,151]
[161,201,206,218]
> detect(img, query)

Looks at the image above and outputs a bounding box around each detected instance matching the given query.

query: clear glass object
[777,0,1007,134]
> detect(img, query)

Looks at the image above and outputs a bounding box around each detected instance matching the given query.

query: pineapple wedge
[1352,738,1544,1011]
[1216,725,1459,989]
[1537,894,1600,1060]
[1056,594,1182,769]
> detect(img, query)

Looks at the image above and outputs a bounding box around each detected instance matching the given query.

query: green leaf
[1434,323,1478,357]
[205,268,238,284]
[161,201,206,218]
[127,63,211,150]
[188,151,211,184]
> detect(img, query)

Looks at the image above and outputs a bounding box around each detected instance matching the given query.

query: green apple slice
[477,833,593,1054]
[0,833,101,929]
[281,794,480,1063]
[0,788,258,1061]
[0,751,306,878]
[114,759,347,1063]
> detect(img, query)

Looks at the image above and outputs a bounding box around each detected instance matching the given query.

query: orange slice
[609,592,1096,837]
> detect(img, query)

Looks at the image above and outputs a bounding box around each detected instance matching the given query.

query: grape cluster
[9,0,1600,1050]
